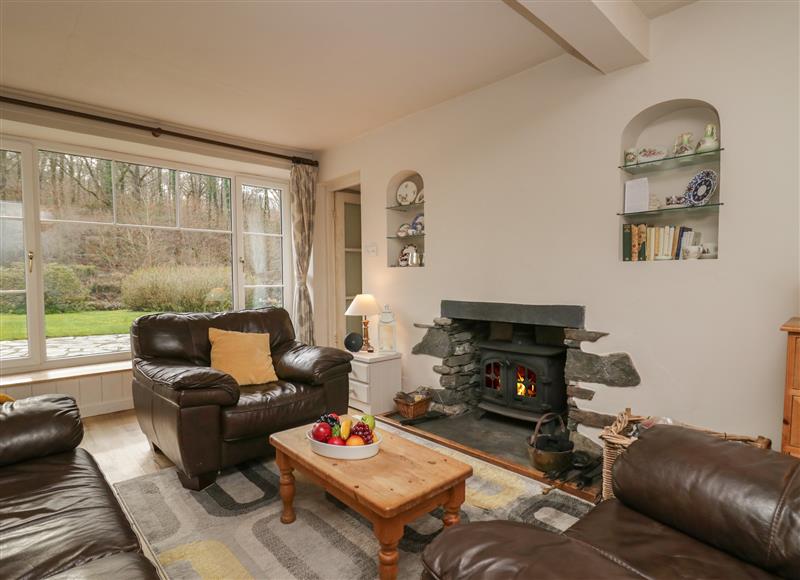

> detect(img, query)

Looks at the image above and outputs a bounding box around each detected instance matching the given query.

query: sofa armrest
[273,341,353,385]
[0,394,84,467]
[133,357,240,407]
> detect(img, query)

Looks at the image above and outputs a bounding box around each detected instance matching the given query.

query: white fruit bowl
[306,431,382,460]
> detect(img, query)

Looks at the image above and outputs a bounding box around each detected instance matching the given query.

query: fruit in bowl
[307,413,381,459]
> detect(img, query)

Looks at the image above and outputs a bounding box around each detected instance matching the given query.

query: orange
[345,435,365,446]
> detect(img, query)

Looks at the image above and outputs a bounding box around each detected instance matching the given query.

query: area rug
[115,423,593,579]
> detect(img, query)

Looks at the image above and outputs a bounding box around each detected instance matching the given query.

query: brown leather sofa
[423,425,800,579]
[131,307,353,490]
[0,395,159,579]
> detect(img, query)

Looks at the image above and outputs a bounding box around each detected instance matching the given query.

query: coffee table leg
[443,482,465,527]
[276,449,296,524]
[374,519,403,580]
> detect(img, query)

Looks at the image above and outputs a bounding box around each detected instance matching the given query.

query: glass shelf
[387,234,425,240]
[620,148,723,175]
[618,202,723,218]
[386,202,424,211]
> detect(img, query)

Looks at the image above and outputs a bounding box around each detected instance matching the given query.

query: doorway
[333,187,361,346]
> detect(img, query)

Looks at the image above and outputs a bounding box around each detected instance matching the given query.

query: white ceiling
[0,1,694,153]
[633,0,695,19]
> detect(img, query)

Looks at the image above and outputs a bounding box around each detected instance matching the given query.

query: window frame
[0,134,292,373]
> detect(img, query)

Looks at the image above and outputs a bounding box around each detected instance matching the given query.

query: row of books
[622,224,702,261]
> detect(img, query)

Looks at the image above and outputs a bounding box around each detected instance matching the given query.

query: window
[0,139,290,370]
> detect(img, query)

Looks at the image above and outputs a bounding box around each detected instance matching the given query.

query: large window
[0,139,290,369]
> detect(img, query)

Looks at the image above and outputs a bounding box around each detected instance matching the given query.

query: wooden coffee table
[269,424,472,580]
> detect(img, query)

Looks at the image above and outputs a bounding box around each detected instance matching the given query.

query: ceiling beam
[505,0,650,74]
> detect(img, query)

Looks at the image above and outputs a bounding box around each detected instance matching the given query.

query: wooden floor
[81,410,173,485]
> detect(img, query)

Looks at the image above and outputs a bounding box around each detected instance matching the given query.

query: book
[647,227,655,261]
[655,226,662,257]
[631,224,640,262]
[671,226,680,259]
[622,224,632,261]
[637,225,647,261]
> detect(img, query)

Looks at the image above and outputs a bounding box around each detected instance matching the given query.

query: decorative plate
[398,244,417,267]
[396,223,411,237]
[411,213,424,234]
[414,189,425,204]
[684,169,718,206]
[396,180,418,206]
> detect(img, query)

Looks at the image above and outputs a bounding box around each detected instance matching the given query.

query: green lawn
[0,310,153,341]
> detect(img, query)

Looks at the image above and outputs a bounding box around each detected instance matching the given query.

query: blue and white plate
[411,213,424,234]
[684,169,718,206]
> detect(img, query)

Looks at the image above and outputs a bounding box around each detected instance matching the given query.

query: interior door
[333,191,361,346]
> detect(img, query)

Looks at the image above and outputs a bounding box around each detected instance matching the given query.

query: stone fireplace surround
[413,300,641,453]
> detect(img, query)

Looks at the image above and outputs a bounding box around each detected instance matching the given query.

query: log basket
[599,408,772,501]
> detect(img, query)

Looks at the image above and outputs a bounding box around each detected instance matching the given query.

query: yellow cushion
[208,327,278,386]
[0,393,15,403]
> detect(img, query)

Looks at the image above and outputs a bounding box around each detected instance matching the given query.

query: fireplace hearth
[413,300,641,455]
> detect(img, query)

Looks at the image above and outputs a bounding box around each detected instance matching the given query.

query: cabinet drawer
[791,393,800,448]
[349,379,370,404]
[350,361,370,383]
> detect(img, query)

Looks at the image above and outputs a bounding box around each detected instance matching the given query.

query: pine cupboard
[782,317,800,458]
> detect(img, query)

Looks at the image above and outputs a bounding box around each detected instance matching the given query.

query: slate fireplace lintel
[441,300,585,329]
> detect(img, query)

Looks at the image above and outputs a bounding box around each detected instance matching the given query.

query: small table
[270,424,472,580]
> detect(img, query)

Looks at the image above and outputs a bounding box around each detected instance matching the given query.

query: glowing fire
[516,367,536,397]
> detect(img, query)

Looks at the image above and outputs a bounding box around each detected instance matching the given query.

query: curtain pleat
[290,163,317,345]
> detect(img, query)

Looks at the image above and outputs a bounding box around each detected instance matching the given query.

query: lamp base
[362,318,375,353]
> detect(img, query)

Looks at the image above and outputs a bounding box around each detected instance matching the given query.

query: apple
[311,422,332,442]
[327,436,346,446]
[345,435,365,446]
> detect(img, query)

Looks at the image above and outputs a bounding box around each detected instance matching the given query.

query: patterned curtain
[290,163,318,345]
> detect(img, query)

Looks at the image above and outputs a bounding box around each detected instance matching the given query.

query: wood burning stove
[478,341,567,422]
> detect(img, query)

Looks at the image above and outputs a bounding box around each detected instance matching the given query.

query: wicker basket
[394,396,431,419]
[599,408,772,501]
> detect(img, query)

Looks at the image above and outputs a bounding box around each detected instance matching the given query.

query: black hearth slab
[386,409,535,468]
[441,301,585,328]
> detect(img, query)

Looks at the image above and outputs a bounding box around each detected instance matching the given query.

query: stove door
[509,362,542,413]
[482,358,507,405]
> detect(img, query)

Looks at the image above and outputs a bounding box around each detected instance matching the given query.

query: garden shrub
[43,263,90,313]
[0,262,89,313]
[121,266,232,312]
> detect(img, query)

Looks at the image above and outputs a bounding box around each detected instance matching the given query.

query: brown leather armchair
[131,307,353,490]
[0,395,158,579]
[423,426,800,579]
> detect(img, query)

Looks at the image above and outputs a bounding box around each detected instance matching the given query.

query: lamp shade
[345,294,380,317]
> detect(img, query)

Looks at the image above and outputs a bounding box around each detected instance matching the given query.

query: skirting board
[0,369,134,418]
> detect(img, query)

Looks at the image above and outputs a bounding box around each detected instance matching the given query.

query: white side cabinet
[348,351,401,415]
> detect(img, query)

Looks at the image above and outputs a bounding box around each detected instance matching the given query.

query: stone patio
[0,334,130,360]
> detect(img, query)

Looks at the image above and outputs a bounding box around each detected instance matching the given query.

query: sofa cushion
[566,499,777,580]
[0,394,83,467]
[613,426,800,578]
[131,307,296,365]
[47,552,158,579]
[0,448,146,579]
[422,520,641,579]
[209,327,278,385]
[221,380,326,441]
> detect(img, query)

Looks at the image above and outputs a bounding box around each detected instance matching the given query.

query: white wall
[1,370,134,418]
[317,1,800,445]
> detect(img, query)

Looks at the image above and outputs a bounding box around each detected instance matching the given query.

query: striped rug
[115,423,593,579]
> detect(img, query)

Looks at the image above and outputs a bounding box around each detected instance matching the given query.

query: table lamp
[345,294,381,352]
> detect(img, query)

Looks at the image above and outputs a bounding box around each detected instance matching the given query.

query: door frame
[334,191,361,347]
[318,171,360,347]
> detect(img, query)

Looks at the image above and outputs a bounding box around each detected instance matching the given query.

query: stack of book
[622,224,701,261]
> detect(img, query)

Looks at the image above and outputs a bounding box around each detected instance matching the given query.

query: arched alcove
[386,170,425,268]
[619,99,722,262]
